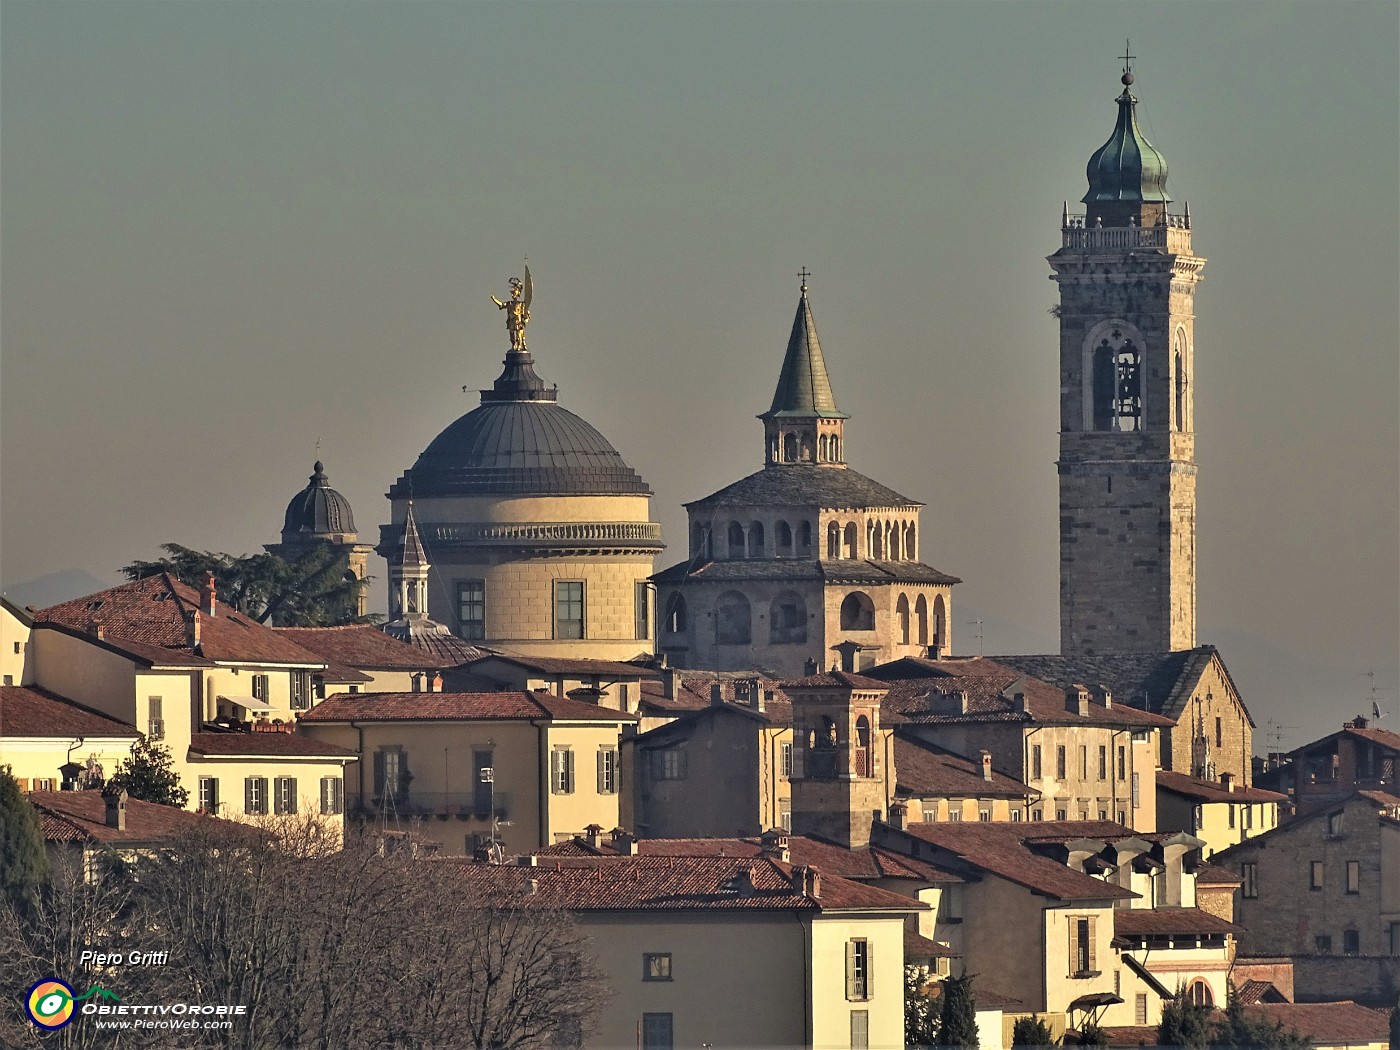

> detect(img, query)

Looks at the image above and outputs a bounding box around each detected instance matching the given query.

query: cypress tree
[935,971,979,1050]
[0,767,50,909]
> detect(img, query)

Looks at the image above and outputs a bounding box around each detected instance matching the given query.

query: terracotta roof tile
[0,686,138,738]
[38,575,326,667]
[468,655,661,679]
[274,625,460,670]
[1156,770,1288,804]
[187,732,356,759]
[905,929,958,958]
[28,790,237,845]
[782,669,888,691]
[298,691,635,724]
[895,737,1036,800]
[1113,906,1241,936]
[1245,1001,1389,1043]
[1194,861,1244,885]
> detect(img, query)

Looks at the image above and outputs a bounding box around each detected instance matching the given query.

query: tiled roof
[0,686,138,738]
[274,626,460,670]
[763,287,845,419]
[783,669,888,691]
[905,929,958,958]
[298,691,635,724]
[1156,770,1288,804]
[1113,906,1241,936]
[1340,725,1400,751]
[652,557,961,587]
[1245,1001,1389,1043]
[1357,788,1400,808]
[637,673,795,727]
[380,622,492,664]
[34,622,214,668]
[469,655,661,679]
[187,732,355,759]
[1233,979,1287,1005]
[1102,1025,1162,1047]
[29,790,231,845]
[899,821,1139,902]
[867,657,1172,729]
[895,737,1036,800]
[441,855,923,913]
[37,575,327,667]
[1194,861,1244,886]
[685,465,920,510]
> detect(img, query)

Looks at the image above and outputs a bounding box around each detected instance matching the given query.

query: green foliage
[1077,1021,1108,1048]
[1211,993,1311,1050]
[906,966,939,1048]
[1388,994,1398,1050]
[935,971,979,1050]
[106,739,189,809]
[0,768,49,910]
[1160,995,1214,1050]
[1012,1014,1060,1049]
[122,542,374,627]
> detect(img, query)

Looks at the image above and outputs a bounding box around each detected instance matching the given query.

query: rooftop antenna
[966,619,985,657]
[1363,670,1389,719]
[1264,718,1298,755]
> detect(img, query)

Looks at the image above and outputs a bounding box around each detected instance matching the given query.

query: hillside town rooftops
[29,790,234,846]
[274,625,460,670]
[0,685,138,738]
[895,737,1037,800]
[299,691,637,724]
[1155,770,1287,804]
[187,732,356,759]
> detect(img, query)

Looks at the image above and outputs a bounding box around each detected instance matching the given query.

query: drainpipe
[535,719,549,849]
[884,730,895,813]
[794,911,812,1047]
[1025,724,1048,819]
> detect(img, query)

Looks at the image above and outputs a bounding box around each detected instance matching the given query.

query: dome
[1083,79,1170,204]
[282,461,358,539]
[388,349,652,498]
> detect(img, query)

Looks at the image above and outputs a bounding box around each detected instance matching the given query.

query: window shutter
[565,749,575,792]
[1069,919,1076,973]
[1087,916,1097,971]
[286,777,298,814]
[845,940,858,1000]
[865,941,874,995]
[597,750,607,794]
[244,777,254,814]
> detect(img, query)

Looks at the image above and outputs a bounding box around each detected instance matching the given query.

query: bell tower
[1050,58,1205,655]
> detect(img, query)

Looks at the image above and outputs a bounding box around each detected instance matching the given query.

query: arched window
[747,522,765,559]
[692,523,713,560]
[886,521,898,560]
[872,521,885,560]
[769,592,807,644]
[818,435,829,461]
[807,716,838,778]
[932,595,947,654]
[1091,328,1144,432]
[727,522,745,559]
[827,521,841,559]
[904,522,916,560]
[843,522,858,559]
[1185,980,1214,1007]
[800,436,814,462]
[798,521,812,551]
[783,433,798,462]
[776,521,793,556]
[715,591,752,646]
[854,715,871,776]
[914,595,928,645]
[831,435,841,462]
[896,594,911,645]
[1174,330,1189,433]
[840,592,875,631]
[664,593,688,634]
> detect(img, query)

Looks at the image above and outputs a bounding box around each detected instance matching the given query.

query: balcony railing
[1061,214,1193,253]
[347,791,511,822]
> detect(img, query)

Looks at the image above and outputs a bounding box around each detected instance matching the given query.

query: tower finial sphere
[1122,71,1135,86]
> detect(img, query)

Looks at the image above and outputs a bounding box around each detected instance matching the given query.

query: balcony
[347,791,511,822]
[1060,214,1193,254]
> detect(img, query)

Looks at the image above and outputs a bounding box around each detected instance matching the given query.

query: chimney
[1013,691,1027,714]
[1066,685,1089,716]
[980,750,993,782]
[1220,772,1234,793]
[87,619,105,640]
[200,573,217,617]
[888,799,908,830]
[186,611,201,649]
[431,672,443,693]
[526,878,539,895]
[759,828,791,862]
[803,657,818,676]
[608,827,638,856]
[710,681,724,707]
[1093,685,1113,709]
[103,786,128,831]
[790,864,821,897]
[664,667,682,700]
[583,823,604,850]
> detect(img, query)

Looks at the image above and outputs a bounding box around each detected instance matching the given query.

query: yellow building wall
[0,735,136,791]
[1020,726,1157,831]
[187,754,347,838]
[808,913,909,1049]
[30,628,149,722]
[1041,903,1119,1017]
[1,603,32,686]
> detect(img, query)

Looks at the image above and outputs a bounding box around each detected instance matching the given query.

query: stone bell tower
[1050,58,1206,655]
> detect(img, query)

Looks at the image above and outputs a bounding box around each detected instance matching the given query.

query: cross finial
[1120,39,1135,75]
[797,266,811,293]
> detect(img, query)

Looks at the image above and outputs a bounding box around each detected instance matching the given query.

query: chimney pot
[665,668,681,700]
[1066,685,1089,716]
[889,800,908,830]
[431,672,443,693]
[980,749,993,782]
[1220,772,1234,793]
[200,573,217,617]
[103,787,128,831]
[1094,685,1113,709]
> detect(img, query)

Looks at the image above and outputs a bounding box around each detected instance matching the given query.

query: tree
[906,966,939,1048]
[1389,994,1399,1050]
[935,971,979,1050]
[0,769,48,912]
[105,739,189,808]
[1160,995,1214,1050]
[1012,1015,1060,1049]
[1211,992,1311,1050]
[1076,1021,1108,1048]
[122,543,371,627]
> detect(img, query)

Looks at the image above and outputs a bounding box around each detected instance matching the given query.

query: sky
[2,1,1396,751]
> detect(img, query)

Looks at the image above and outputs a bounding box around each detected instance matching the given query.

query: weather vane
[490,266,533,353]
[1120,39,1136,84]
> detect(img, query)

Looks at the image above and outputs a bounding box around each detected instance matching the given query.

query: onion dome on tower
[1082,59,1172,228]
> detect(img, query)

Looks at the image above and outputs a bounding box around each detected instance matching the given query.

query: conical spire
[399,502,430,572]
[763,282,847,421]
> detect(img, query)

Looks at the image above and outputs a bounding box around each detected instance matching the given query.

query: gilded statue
[491,267,532,352]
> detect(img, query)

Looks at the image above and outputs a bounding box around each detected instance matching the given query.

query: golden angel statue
[491,267,532,352]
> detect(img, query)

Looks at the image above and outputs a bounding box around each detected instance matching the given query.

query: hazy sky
[3,2,1396,750]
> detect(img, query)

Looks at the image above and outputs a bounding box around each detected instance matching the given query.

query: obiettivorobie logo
[25,978,120,1030]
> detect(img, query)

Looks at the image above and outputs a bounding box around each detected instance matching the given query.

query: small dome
[1083,85,1170,204]
[389,349,652,498]
[282,461,358,539]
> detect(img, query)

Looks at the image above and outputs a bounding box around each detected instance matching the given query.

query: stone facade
[1050,79,1206,655]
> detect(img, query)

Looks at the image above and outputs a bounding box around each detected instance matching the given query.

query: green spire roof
[1083,74,1171,204]
[762,285,848,421]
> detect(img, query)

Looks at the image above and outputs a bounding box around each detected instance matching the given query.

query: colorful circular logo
[25,978,77,1030]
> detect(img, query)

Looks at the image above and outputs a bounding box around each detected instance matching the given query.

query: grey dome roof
[282,461,358,539]
[389,350,652,498]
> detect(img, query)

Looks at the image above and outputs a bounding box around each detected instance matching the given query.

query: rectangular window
[1098,745,1107,780]
[198,777,219,814]
[1117,810,1127,825]
[781,742,794,778]
[1032,809,1043,821]
[1314,934,1332,954]
[244,776,268,815]
[642,953,672,981]
[1010,809,1022,822]
[1117,746,1126,780]
[779,798,792,832]
[948,810,963,822]
[551,748,575,794]
[1327,811,1344,836]
[979,809,991,822]
[1241,862,1258,898]
[652,749,687,781]
[1135,994,1148,1025]
[1343,929,1360,955]
[1388,922,1400,956]
[251,674,269,701]
[1032,745,1042,780]
[597,748,618,794]
[273,776,298,815]
[291,673,310,711]
[473,750,494,817]
[1056,745,1067,780]
[845,938,871,1001]
[1228,804,1236,829]
[32,777,55,791]
[851,1010,869,1050]
[1245,805,1254,830]
[1215,716,1223,748]
[635,583,651,640]
[457,581,486,640]
[374,748,405,801]
[320,776,343,815]
[147,696,165,741]
[641,1014,673,1050]
[1346,860,1360,894]
[1132,772,1141,809]
[1079,745,1088,780]
[554,581,585,640]
[1310,861,1324,890]
[1056,808,1067,821]
[1071,917,1097,975]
